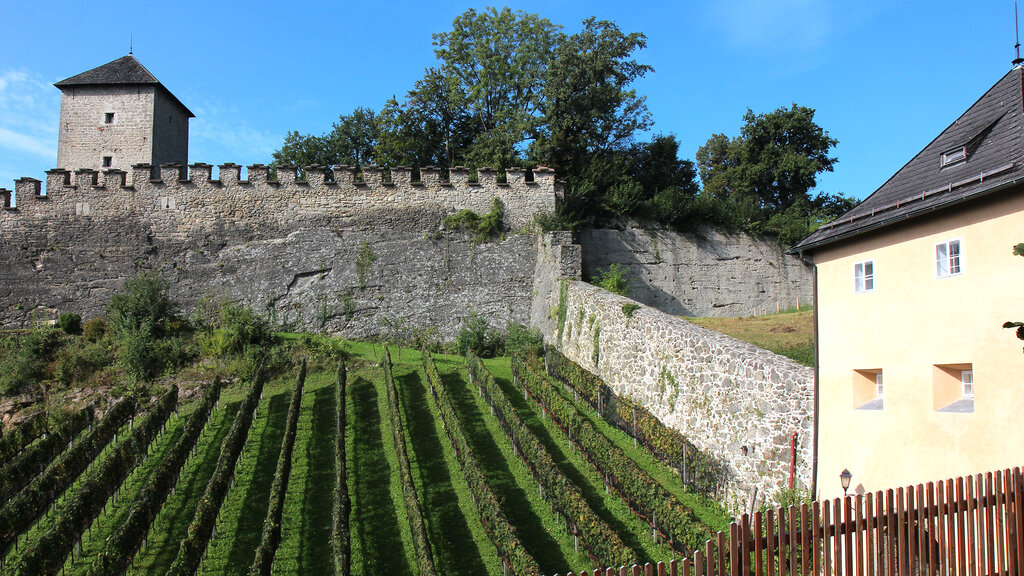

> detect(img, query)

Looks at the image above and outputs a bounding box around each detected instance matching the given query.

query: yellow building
[793,65,1024,501]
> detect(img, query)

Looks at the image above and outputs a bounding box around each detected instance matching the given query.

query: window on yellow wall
[936,239,961,277]
[854,260,874,293]
[934,363,974,412]
[853,369,883,410]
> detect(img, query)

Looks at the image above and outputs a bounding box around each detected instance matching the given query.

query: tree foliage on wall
[1002,243,1024,351]
[270,7,856,245]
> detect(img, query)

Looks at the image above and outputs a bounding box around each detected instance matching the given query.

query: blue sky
[0,0,1016,200]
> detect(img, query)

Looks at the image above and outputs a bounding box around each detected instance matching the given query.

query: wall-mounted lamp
[840,468,852,496]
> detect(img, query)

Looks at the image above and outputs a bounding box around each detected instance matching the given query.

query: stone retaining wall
[545,280,815,512]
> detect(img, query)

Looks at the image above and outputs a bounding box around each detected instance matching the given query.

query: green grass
[435,354,591,574]
[347,366,416,575]
[197,375,292,576]
[684,308,814,366]
[392,360,502,576]
[483,358,676,566]
[271,370,337,575]
[127,400,239,575]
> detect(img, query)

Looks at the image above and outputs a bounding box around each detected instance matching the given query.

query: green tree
[535,18,653,182]
[272,107,379,169]
[375,70,474,168]
[433,7,561,167]
[697,104,838,212]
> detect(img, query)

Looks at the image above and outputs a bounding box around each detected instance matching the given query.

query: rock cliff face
[577,225,812,317]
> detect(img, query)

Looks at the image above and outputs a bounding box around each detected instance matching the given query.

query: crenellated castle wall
[1,163,557,238]
[0,163,557,334]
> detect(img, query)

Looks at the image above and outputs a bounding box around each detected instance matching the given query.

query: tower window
[104,112,115,124]
[102,156,112,168]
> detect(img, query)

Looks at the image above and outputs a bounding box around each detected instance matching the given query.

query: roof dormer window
[940,146,966,168]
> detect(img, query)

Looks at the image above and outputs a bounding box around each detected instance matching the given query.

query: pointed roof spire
[1014,1,1023,66]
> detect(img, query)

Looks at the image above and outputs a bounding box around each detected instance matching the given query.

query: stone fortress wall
[0,164,556,335]
[531,234,815,511]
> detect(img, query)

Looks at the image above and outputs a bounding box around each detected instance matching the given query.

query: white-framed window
[854,260,874,293]
[104,112,115,124]
[961,369,973,398]
[875,372,884,398]
[936,239,961,277]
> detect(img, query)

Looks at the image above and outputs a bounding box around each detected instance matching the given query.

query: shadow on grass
[298,384,337,574]
[492,373,654,565]
[349,375,413,576]
[134,402,240,573]
[220,391,290,575]
[396,368,489,576]
[440,367,570,573]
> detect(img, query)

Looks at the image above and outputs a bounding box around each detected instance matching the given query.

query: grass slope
[271,370,337,575]
[483,358,674,566]
[126,401,239,575]
[393,358,502,576]
[347,366,416,575]
[197,377,291,576]
[435,354,591,574]
[63,415,186,575]
[685,308,814,366]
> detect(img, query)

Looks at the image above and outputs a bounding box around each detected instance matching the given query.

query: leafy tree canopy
[269,9,856,246]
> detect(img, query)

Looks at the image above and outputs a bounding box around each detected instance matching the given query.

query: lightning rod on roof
[1014,2,1023,65]
[129,35,133,55]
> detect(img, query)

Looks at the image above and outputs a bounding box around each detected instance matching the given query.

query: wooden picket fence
[556,466,1022,576]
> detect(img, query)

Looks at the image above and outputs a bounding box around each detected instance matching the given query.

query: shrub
[54,339,114,386]
[56,313,81,335]
[82,318,107,342]
[504,322,543,360]
[593,263,631,296]
[442,197,505,243]
[106,271,178,338]
[456,311,503,358]
[621,303,640,317]
[118,322,159,383]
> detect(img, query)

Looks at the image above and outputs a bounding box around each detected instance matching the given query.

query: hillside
[684,308,815,366]
[0,334,730,575]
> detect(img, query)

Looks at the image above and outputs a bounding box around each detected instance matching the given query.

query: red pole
[789,432,798,489]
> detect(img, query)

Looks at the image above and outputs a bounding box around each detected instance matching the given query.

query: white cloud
[0,69,59,159]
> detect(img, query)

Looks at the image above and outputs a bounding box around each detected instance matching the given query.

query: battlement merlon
[4,164,557,228]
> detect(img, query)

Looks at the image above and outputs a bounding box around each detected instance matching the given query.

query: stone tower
[54,55,193,175]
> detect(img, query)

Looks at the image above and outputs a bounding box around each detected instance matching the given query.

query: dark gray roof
[54,55,194,118]
[793,67,1024,253]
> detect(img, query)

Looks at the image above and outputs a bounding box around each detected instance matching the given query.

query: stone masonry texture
[0,164,556,336]
[539,278,815,513]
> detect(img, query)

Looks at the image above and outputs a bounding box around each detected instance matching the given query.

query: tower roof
[55,55,194,118]
[792,66,1024,253]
